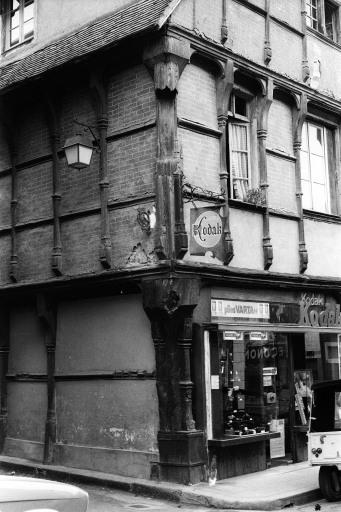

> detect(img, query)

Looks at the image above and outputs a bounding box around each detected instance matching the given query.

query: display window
[208,329,341,463]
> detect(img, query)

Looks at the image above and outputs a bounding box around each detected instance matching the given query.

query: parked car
[308,379,341,501]
[0,475,89,511]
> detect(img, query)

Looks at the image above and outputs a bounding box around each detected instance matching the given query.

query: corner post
[143,36,192,260]
[142,277,206,484]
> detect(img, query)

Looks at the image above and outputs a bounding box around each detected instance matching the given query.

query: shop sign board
[223,331,244,341]
[211,299,270,322]
[263,367,277,375]
[249,331,268,341]
[190,207,224,257]
[300,302,341,328]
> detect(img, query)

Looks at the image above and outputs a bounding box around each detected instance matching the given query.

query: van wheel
[319,466,341,501]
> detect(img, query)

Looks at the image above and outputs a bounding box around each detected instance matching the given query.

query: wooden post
[143,36,192,260]
[37,294,57,464]
[264,0,272,65]
[142,277,206,484]
[43,90,63,275]
[217,60,234,265]
[257,78,273,270]
[90,70,112,269]
[0,99,20,282]
[0,309,9,452]
[301,0,310,82]
[293,93,308,273]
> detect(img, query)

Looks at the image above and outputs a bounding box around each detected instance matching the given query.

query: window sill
[228,199,266,212]
[303,209,341,224]
[307,26,341,50]
[2,36,34,56]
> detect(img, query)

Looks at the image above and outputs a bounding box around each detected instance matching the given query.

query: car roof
[0,475,88,502]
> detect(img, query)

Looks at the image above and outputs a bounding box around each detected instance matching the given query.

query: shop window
[228,93,258,202]
[220,332,289,435]
[306,0,340,43]
[300,121,337,214]
[2,0,34,50]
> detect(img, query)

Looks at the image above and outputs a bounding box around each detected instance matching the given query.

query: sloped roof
[0,0,182,92]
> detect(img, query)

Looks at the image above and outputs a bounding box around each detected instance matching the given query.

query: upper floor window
[300,121,336,214]
[228,94,250,201]
[3,0,34,49]
[306,0,340,43]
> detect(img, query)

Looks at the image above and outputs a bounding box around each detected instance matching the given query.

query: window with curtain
[228,94,251,201]
[300,121,335,214]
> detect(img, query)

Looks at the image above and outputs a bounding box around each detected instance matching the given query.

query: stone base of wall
[53,443,159,480]
[3,437,44,462]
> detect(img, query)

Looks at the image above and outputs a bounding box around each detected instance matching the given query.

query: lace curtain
[230,123,249,200]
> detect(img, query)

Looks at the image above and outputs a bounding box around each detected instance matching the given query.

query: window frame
[2,0,35,51]
[300,119,338,216]
[306,0,341,43]
[227,91,258,203]
[227,91,250,202]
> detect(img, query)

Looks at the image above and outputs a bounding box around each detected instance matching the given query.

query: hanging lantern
[63,134,94,169]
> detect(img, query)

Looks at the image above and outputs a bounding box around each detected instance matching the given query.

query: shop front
[202,291,341,479]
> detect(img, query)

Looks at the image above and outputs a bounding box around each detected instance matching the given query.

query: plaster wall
[229,2,264,64]
[56,295,155,373]
[307,36,341,99]
[180,128,220,193]
[269,217,299,274]
[55,295,158,476]
[171,0,222,42]
[6,382,46,449]
[8,305,45,374]
[271,0,301,31]
[178,63,218,130]
[269,24,302,80]
[304,219,341,278]
[229,208,263,270]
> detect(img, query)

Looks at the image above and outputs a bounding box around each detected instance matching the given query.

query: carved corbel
[293,93,308,273]
[221,0,228,44]
[143,37,193,260]
[90,69,112,269]
[257,78,273,270]
[36,294,57,463]
[217,59,234,265]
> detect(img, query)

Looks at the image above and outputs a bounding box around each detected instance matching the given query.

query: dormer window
[3,0,34,50]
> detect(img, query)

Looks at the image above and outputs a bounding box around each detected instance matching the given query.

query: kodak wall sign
[300,302,341,328]
[190,207,224,258]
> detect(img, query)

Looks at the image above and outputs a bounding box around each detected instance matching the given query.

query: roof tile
[0,0,177,91]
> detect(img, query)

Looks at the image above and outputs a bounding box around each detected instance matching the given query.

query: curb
[0,456,322,510]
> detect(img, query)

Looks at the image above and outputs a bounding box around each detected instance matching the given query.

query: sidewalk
[0,455,321,510]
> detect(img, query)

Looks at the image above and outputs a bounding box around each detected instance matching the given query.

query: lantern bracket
[73,119,100,151]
